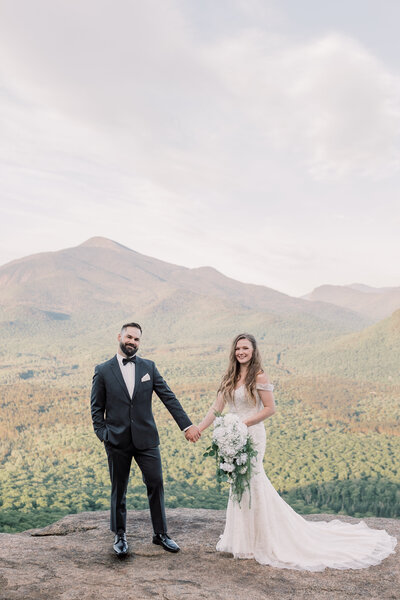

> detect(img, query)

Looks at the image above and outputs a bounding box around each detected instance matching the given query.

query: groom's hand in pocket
[185,425,201,443]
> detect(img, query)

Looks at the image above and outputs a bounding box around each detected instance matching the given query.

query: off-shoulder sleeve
[256,383,274,392]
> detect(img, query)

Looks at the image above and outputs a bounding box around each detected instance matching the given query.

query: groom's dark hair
[121,322,142,334]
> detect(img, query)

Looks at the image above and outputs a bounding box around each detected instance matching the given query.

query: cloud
[1,1,399,184]
[203,31,400,179]
[0,1,399,295]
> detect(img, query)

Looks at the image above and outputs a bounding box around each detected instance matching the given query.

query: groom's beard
[119,342,138,357]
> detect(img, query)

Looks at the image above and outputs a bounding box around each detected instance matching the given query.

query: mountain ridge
[304,283,400,321]
[0,237,370,325]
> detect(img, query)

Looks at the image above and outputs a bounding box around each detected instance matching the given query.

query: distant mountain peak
[303,282,400,321]
[79,237,133,252]
[348,283,381,294]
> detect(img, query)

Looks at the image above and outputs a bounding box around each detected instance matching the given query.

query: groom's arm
[152,363,193,431]
[90,366,107,442]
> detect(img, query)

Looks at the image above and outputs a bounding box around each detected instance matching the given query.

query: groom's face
[118,326,142,357]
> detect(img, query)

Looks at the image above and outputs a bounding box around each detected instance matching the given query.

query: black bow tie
[122,356,136,365]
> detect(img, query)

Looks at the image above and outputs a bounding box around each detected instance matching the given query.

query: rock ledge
[0,509,398,600]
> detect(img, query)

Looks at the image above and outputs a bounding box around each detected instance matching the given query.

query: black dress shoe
[152,533,180,553]
[113,532,128,557]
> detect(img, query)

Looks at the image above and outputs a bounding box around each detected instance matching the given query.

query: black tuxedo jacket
[90,355,192,450]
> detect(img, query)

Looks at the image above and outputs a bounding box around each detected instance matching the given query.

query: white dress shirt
[116,353,135,398]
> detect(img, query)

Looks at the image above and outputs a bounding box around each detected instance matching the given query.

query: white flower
[236,453,248,465]
[223,413,239,425]
[220,462,235,473]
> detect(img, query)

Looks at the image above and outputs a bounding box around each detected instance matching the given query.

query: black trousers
[105,441,167,534]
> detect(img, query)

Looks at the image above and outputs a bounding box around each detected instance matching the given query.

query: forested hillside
[285,310,400,383]
[1,369,399,533]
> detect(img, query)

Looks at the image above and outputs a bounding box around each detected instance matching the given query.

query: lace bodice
[228,383,274,421]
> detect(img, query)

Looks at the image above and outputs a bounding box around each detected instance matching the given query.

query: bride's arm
[198,393,226,433]
[243,373,276,427]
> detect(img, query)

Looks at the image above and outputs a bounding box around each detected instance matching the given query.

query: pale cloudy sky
[0,0,399,296]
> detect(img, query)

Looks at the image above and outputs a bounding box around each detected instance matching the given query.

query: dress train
[216,385,397,571]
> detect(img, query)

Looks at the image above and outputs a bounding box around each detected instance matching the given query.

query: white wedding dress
[216,383,397,571]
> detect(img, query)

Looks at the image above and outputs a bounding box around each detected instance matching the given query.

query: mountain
[303,283,400,321]
[0,236,370,342]
[0,237,182,314]
[0,236,375,387]
[285,309,400,383]
[0,236,368,323]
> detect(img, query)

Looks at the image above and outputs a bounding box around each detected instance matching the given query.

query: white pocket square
[141,373,151,382]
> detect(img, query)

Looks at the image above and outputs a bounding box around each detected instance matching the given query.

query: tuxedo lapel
[132,357,144,401]
[110,356,131,401]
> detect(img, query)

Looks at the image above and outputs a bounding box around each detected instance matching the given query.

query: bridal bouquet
[204,413,257,506]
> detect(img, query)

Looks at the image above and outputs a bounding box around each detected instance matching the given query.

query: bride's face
[235,338,254,365]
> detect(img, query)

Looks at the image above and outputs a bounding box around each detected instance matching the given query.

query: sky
[1,0,399,296]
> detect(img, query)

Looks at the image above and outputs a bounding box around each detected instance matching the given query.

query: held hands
[185,424,201,443]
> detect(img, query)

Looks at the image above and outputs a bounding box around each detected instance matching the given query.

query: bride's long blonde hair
[218,333,263,406]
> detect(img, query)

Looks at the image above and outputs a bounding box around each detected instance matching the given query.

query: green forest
[1,367,399,533]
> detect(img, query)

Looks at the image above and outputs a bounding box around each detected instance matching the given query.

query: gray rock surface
[0,509,398,600]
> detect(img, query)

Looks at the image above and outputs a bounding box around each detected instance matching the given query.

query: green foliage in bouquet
[204,412,258,506]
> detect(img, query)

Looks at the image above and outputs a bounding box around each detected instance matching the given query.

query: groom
[90,322,200,556]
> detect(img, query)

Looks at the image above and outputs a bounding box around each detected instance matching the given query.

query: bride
[197,333,397,571]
